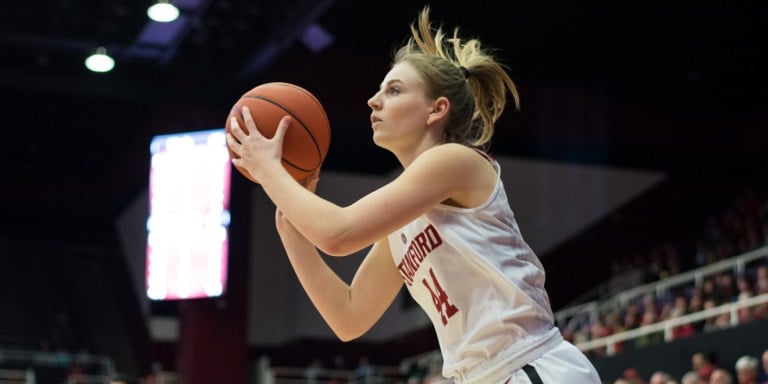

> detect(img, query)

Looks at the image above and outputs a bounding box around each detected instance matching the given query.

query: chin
[372,132,396,152]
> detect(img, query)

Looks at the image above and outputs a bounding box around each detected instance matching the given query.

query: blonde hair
[394,7,519,149]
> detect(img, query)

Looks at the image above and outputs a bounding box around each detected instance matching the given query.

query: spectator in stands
[702,298,731,332]
[710,368,733,384]
[634,309,663,348]
[623,368,645,384]
[643,292,661,318]
[737,276,754,297]
[328,354,348,384]
[753,266,768,319]
[755,266,768,295]
[759,350,768,384]
[689,290,707,331]
[590,317,612,340]
[692,352,717,382]
[650,370,673,384]
[703,278,719,302]
[624,303,642,331]
[681,370,703,384]
[735,355,759,384]
[736,290,755,323]
[715,273,738,303]
[65,363,85,383]
[354,355,376,383]
[306,356,328,384]
[665,295,696,340]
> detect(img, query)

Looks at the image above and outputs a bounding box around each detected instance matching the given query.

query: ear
[426,96,450,126]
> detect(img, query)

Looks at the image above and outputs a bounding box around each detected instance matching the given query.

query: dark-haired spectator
[625,303,642,330]
[689,290,706,331]
[755,266,768,295]
[643,292,662,319]
[665,295,695,340]
[715,273,737,302]
[692,352,717,382]
[702,299,721,332]
[635,310,663,348]
[736,276,754,297]
[760,350,768,384]
[623,368,645,384]
[703,278,719,302]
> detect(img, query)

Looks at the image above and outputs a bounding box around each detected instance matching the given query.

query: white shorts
[502,341,601,384]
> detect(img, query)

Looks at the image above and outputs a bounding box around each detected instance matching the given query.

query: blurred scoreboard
[146,129,231,300]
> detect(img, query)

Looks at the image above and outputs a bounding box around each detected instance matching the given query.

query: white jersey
[387,159,562,383]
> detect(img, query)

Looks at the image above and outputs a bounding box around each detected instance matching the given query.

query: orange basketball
[225,82,330,183]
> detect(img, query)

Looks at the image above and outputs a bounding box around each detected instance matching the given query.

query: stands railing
[574,292,768,356]
[554,245,768,325]
[0,368,35,384]
[255,357,404,384]
[267,366,403,384]
[0,349,115,384]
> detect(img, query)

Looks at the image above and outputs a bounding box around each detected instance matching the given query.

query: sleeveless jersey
[387,160,562,383]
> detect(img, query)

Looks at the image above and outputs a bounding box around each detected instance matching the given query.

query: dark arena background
[1,1,767,383]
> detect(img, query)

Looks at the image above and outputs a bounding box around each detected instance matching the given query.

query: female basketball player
[227,7,601,384]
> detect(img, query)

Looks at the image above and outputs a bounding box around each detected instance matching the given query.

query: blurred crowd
[612,350,768,384]
[560,188,768,353]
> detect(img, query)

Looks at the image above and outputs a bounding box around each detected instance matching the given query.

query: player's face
[367,61,434,151]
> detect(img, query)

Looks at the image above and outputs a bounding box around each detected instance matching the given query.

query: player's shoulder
[418,143,490,170]
[420,143,483,161]
[409,144,494,188]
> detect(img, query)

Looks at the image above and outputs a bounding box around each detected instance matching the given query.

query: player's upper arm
[320,144,489,256]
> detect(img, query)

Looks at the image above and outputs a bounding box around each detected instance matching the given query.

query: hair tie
[459,66,470,79]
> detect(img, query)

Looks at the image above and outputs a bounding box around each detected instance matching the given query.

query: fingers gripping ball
[225,82,331,183]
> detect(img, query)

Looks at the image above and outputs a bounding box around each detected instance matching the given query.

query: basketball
[225,82,331,183]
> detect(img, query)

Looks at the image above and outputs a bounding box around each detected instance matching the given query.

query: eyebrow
[379,79,403,90]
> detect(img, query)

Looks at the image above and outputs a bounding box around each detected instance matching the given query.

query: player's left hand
[226,106,291,181]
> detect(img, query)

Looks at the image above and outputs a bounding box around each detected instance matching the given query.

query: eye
[387,86,400,95]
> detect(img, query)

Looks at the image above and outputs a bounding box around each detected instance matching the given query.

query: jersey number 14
[422,268,459,325]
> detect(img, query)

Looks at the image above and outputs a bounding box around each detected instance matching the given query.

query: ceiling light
[84,47,115,73]
[148,0,180,23]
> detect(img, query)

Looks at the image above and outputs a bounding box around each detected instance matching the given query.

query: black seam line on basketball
[277,84,331,161]
[235,106,311,172]
[243,95,321,169]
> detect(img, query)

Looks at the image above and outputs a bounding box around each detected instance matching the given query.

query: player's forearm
[276,224,365,341]
[259,166,363,256]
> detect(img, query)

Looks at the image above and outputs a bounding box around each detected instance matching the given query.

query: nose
[367,92,381,110]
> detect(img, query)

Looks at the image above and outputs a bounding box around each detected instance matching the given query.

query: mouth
[370,115,382,125]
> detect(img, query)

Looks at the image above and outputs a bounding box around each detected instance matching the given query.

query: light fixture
[84,47,115,73]
[147,0,180,23]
